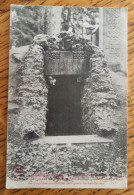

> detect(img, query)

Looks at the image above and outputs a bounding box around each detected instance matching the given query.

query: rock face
[9,32,118,139]
[13,44,48,139]
[7,142,126,180]
[81,53,118,136]
[33,32,94,52]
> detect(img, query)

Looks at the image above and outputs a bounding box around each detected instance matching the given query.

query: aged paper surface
[6,5,127,189]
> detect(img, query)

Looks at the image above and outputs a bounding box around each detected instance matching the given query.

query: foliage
[10,5,99,48]
[7,142,127,181]
[10,5,44,47]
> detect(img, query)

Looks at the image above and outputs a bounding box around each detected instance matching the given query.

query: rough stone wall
[81,50,118,136]
[7,141,126,180]
[12,44,48,139]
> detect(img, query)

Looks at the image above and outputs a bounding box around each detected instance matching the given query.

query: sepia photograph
[6,5,127,189]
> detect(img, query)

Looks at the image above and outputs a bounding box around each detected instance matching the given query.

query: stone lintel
[44,51,89,75]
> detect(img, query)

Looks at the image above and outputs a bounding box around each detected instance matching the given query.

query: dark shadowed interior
[46,75,83,136]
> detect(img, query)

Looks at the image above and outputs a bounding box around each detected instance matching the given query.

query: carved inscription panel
[103,8,127,72]
[44,51,89,75]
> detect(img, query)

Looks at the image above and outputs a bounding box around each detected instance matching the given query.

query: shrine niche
[10,32,118,139]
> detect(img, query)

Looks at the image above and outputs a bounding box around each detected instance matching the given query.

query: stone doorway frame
[15,35,118,141]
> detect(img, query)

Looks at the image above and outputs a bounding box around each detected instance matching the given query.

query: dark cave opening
[46,75,84,136]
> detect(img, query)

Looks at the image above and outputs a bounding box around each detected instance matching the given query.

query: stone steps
[33,135,113,145]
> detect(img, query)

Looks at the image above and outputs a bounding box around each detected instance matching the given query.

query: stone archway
[15,33,118,139]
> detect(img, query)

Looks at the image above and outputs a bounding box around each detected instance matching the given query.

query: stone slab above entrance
[44,51,89,75]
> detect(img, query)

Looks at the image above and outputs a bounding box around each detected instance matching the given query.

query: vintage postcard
[6,5,127,188]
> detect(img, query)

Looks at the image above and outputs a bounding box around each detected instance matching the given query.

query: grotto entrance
[45,75,84,136]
